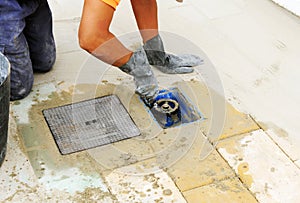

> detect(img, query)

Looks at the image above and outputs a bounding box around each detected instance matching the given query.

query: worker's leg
[79,0,132,67]
[79,0,158,104]
[0,0,36,100]
[131,0,203,74]
[130,0,159,43]
[23,0,56,72]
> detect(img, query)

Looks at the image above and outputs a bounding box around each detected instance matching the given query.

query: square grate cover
[43,95,140,155]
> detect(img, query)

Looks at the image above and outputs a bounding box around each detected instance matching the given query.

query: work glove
[143,35,204,74]
[119,48,158,106]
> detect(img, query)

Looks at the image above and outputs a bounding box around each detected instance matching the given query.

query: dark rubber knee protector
[24,0,56,72]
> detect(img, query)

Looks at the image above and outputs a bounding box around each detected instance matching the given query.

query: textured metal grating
[43,95,140,155]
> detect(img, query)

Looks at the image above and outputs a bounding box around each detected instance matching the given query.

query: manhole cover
[43,95,140,155]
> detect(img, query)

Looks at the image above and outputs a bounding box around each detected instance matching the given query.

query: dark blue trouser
[0,0,56,100]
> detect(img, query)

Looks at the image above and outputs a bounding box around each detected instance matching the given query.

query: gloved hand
[119,48,158,106]
[143,35,204,74]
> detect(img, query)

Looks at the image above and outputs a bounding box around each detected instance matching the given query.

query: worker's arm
[79,0,158,104]
[78,0,132,67]
[131,0,203,74]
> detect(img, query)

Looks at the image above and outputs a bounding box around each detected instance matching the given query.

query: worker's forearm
[82,32,132,67]
[79,0,132,67]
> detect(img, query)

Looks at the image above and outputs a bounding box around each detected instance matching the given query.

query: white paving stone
[271,0,300,16]
[105,164,186,203]
[217,130,300,203]
[295,160,300,169]
[265,128,300,162]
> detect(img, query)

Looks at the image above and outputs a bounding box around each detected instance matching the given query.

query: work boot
[119,48,158,106]
[143,34,203,74]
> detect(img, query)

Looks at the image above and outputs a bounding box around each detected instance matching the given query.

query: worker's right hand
[119,48,158,107]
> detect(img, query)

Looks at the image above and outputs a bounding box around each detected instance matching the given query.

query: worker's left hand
[155,53,203,74]
[144,35,204,74]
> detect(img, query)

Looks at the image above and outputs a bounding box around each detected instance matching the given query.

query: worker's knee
[3,34,34,101]
[23,0,56,72]
[31,41,56,72]
[10,76,33,101]
[9,58,34,101]
[79,30,111,53]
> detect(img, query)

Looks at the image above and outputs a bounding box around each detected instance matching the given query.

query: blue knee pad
[0,0,56,100]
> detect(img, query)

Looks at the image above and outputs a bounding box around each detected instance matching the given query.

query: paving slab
[295,160,300,169]
[217,130,300,203]
[103,160,187,203]
[182,178,257,203]
[258,122,300,162]
[164,125,236,192]
[176,80,259,142]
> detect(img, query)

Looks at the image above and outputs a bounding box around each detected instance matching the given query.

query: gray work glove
[119,48,158,106]
[143,35,204,74]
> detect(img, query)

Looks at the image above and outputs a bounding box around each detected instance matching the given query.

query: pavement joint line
[214,139,260,203]
[100,165,188,202]
[54,17,81,23]
[235,175,260,203]
[57,49,83,55]
[249,114,263,130]
[201,127,260,145]
[98,156,161,174]
[264,130,300,166]
[212,128,259,143]
[179,176,238,193]
[98,174,119,202]
[249,115,299,165]
[294,162,300,170]
[162,168,190,202]
[180,176,259,203]
[268,0,300,19]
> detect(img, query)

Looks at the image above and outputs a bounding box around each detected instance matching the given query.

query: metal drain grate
[43,95,140,155]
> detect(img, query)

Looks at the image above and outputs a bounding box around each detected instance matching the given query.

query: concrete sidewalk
[1,0,300,202]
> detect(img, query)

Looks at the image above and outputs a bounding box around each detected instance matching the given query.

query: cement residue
[163,189,172,196]
[237,162,253,188]
[72,187,117,202]
[218,138,240,155]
